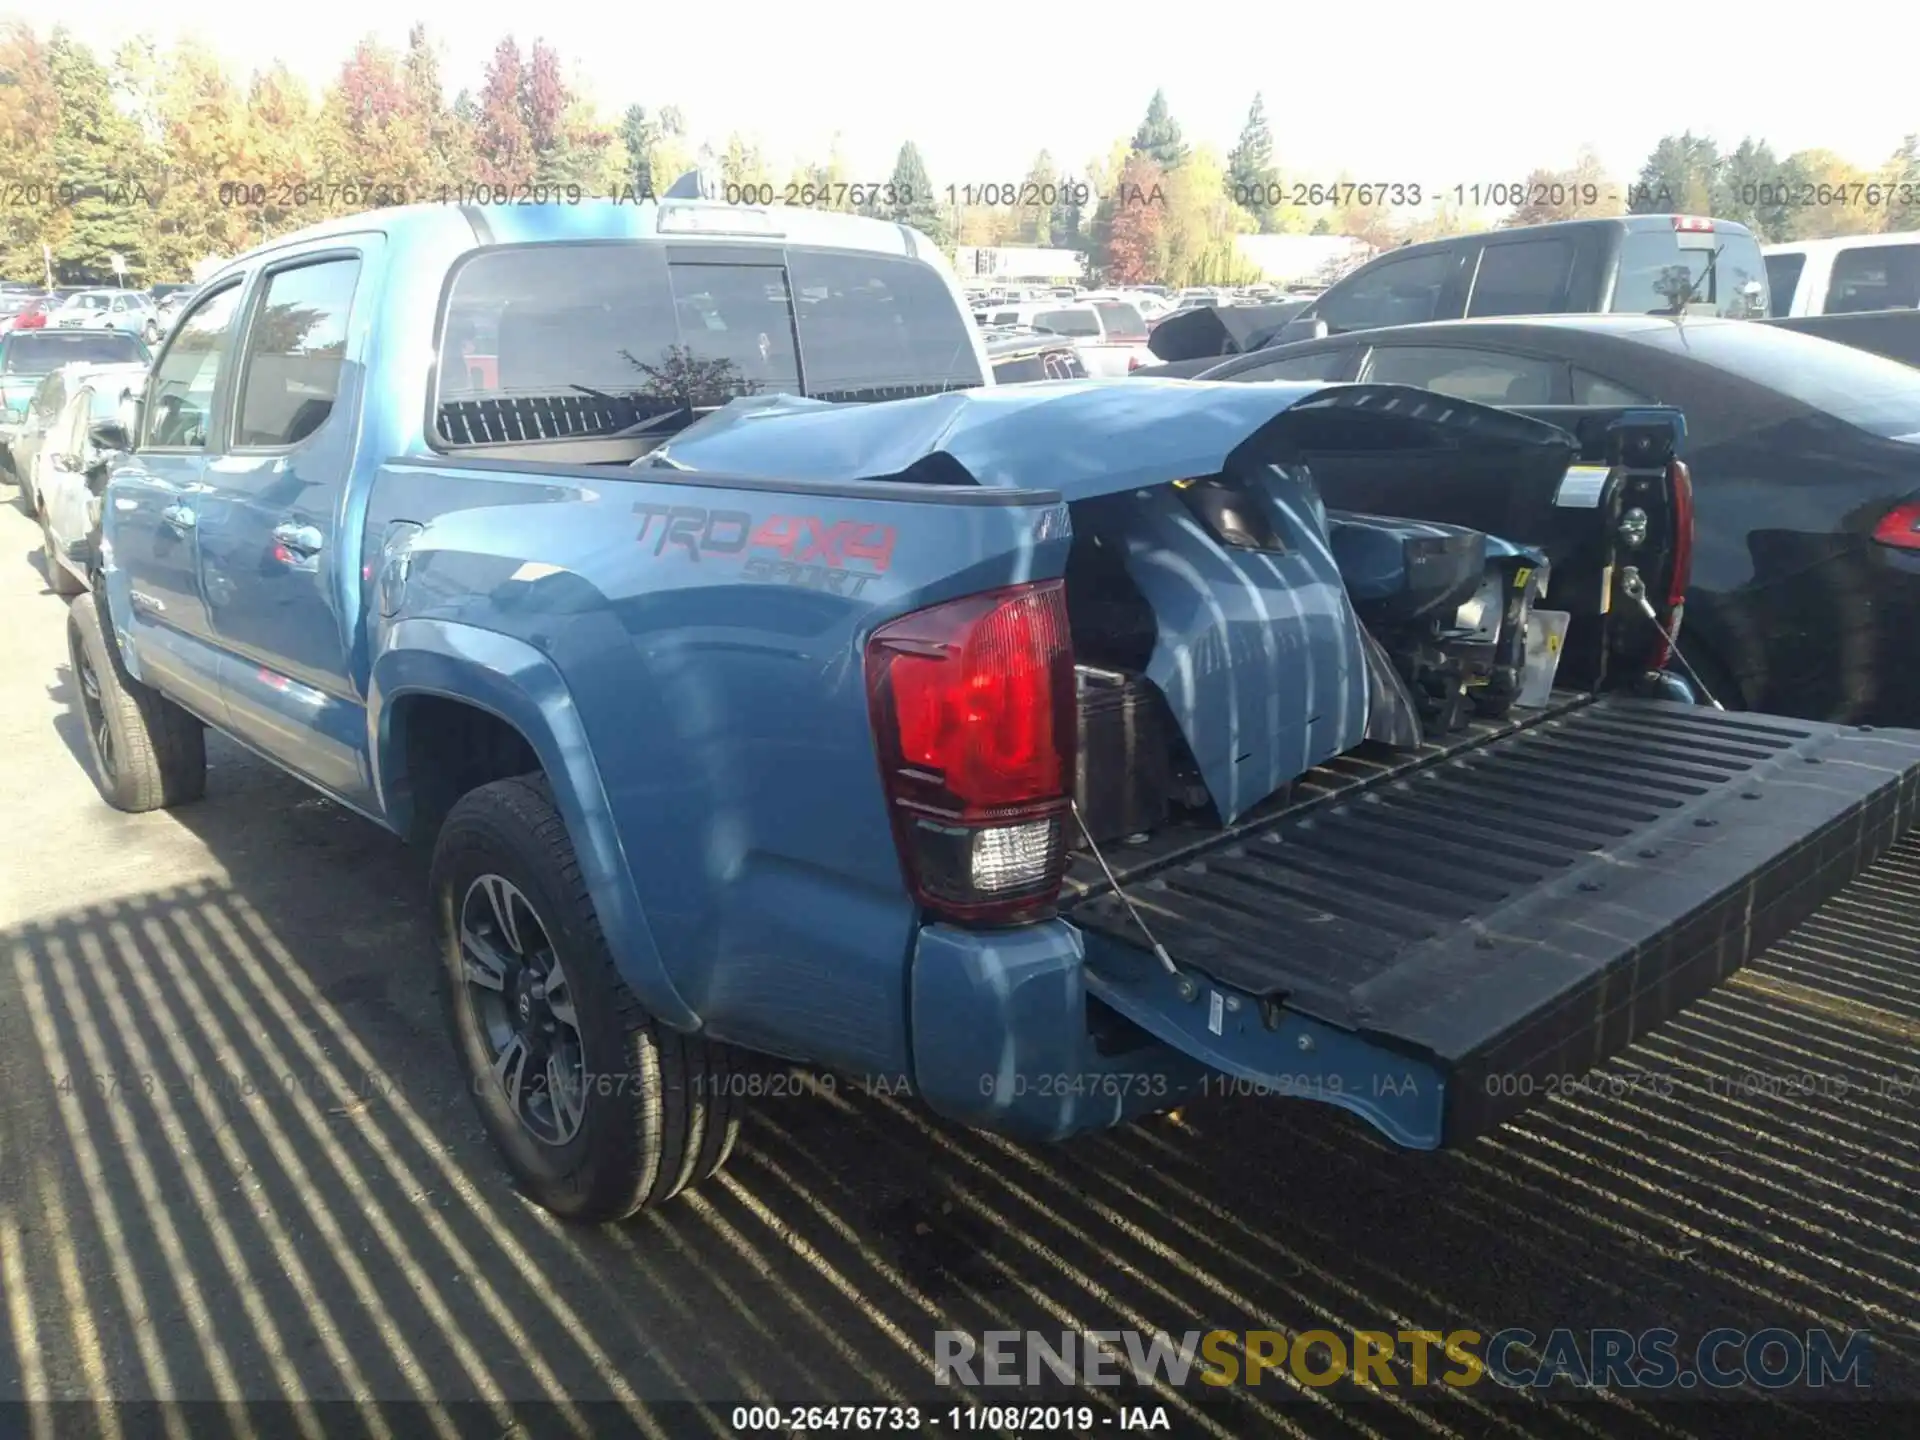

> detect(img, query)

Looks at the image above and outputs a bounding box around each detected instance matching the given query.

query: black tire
[66,591,207,811]
[42,516,84,596]
[431,776,742,1222]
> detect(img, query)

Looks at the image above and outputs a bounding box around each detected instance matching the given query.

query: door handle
[273,522,323,556]
[160,503,195,532]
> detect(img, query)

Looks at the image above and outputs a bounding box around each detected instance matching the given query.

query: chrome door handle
[160,503,195,531]
[273,523,323,555]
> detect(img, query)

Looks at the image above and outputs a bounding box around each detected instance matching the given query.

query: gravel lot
[1,493,1915,1436]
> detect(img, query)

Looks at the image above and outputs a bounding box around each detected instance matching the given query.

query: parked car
[65,190,1920,1235]
[47,288,164,345]
[1763,231,1920,317]
[14,360,146,518]
[1,329,149,477]
[1759,308,1920,369]
[984,329,1089,383]
[0,293,53,335]
[976,300,1150,375]
[30,364,148,594]
[1185,313,1920,726]
[1272,215,1770,344]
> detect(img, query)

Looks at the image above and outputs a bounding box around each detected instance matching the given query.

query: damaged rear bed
[1066,692,1920,1145]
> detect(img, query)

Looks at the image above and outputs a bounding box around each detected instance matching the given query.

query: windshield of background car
[435,242,985,446]
[61,293,112,312]
[1,331,146,374]
[1611,229,1769,319]
[1627,321,1920,439]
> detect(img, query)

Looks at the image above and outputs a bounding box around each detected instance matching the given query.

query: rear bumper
[909,922,1207,1141]
[1068,700,1920,1147]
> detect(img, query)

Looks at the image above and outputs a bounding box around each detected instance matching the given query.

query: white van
[1762,232,1920,317]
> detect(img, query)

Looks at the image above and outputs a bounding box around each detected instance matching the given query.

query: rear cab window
[1032,308,1101,338]
[435,242,985,448]
[1824,243,1920,314]
[1764,253,1806,316]
[1316,249,1459,333]
[1092,302,1147,342]
[1609,224,1768,319]
[1466,238,1580,317]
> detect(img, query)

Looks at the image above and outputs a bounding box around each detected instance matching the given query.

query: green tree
[1012,151,1056,244]
[1879,135,1920,232]
[402,25,472,186]
[1714,137,1793,240]
[1225,93,1279,231]
[1129,89,1187,170]
[1777,148,1878,240]
[885,140,946,245]
[620,104,656,195]
[1630,132,1720,215]
[146,45,256,272]
[46,30,152,281]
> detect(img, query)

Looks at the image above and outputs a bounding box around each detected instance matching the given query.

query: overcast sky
[45,1,1920,189]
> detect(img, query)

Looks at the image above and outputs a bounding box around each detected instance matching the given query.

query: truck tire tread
[68,591,208,812]
[433,776,742,1223]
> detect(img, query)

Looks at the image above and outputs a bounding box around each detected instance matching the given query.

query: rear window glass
[1033,308,1100,337]
[1467,239,1578,318]
[1093,302,1146,339]
[2,330,145,372]
[787,248,984,402]
[1317,250,1456,332]
[1764,253,1805,317]
[1625,321,1920,438]
[436,242,982,446]
[1824,244,1920,315]
[1610,229,1768,319]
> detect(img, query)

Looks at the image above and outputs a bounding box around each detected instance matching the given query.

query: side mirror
[1297,317,1330,342]
[89,420,132,454]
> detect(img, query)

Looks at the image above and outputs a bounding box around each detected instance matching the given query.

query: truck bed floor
[1067,696,1920,1141]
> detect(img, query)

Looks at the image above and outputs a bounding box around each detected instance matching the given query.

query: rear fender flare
[368,619,696,1031]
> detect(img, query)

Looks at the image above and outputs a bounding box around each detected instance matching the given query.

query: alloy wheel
[70,624,116,784]
[458,873,587,1146]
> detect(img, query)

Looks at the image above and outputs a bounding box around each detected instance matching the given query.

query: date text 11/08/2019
[728,1405,1169,1432]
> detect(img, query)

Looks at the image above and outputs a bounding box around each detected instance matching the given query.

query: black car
[1273,214,1770,345]
[1186,314,1920,726]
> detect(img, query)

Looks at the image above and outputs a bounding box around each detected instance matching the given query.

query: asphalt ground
[0,491,1916,1438]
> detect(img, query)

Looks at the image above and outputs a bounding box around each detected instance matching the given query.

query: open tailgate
[1069,697,1920,1145]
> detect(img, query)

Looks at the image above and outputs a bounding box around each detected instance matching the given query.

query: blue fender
[367,618,696,1032]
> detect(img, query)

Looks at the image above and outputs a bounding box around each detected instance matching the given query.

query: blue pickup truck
[65,184,1920,1223]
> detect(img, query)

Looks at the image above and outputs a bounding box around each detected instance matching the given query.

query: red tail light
[1872,500,1920,551]
[1672,216,1716,232]
[865,581,1076,926]
[1127,354,1145,372]
[1649,460,1694,670]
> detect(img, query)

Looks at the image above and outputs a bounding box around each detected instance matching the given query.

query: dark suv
[1278,214,1770,341]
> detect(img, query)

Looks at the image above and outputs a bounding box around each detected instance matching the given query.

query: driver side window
[141,281,245,451]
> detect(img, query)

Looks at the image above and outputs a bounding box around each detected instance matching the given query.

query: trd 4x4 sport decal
[634,503,897,597]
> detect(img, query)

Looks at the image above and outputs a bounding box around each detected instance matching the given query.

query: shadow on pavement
[3,659,1917,1436]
